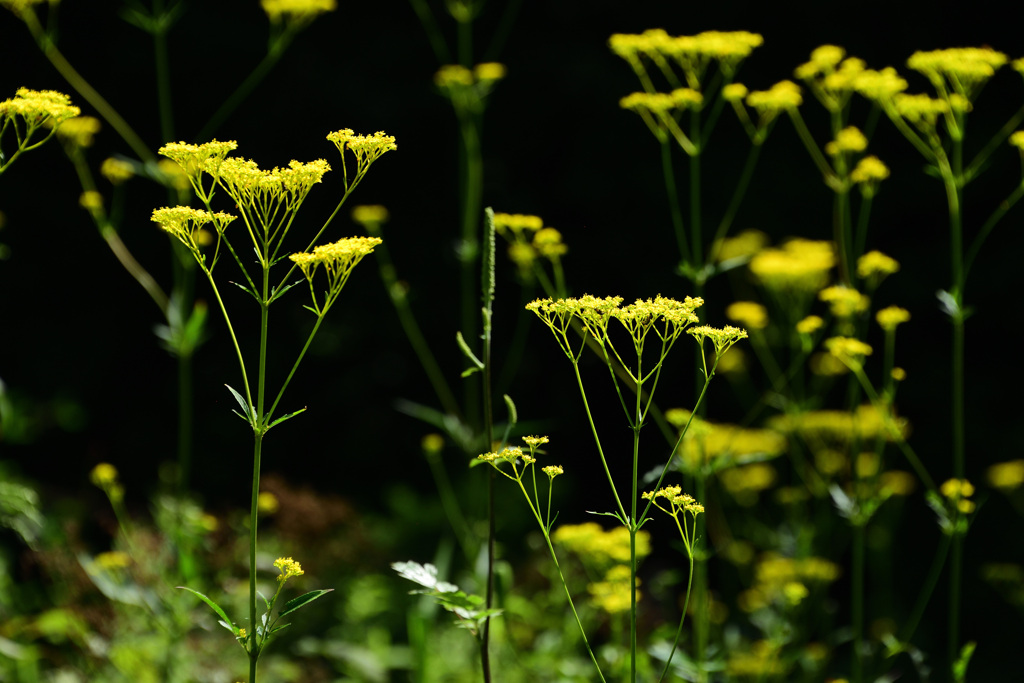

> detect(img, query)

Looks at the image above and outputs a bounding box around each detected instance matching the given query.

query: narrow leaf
[455,331,484,369]
[267,407,308,430]
[228,279,260,301]
[178,586,234,630]
[278,588,334,618]
[268,279,304,304]
[503,394,518,427]
[225,384,253,422]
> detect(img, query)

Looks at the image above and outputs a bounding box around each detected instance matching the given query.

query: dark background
[2,0,1023,676]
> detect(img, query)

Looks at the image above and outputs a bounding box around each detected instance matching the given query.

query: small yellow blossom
[152,206,236,252]
[94,551,132,571]
[1010,131,1024,150]
[825,126,868,155]
[857,250,900,280]
[508,243,536,268]
[57,116,101,148]
[749,239,834,293]
[351,204,389,228]
[274,557,304,581]
[891,367,907,381]
[713,229,767,262]
[257,491,280,515]
[720,463,776,505]
[907,47,1008,99]
[493,212,543,235]
[940,478,975,514]
[825,337,873,364]
[474,62,507,81]
[542,465,563,478]
[876,306,910,331]
[819,286,869,318]
[850,156,890,185]
[90,463,119,487]
[101,158,135,185]
[722,83,748,102]
[289,236,382,289]
[79,191,103,211]
[0,87,80,126]
[746,80,802,114]
[796,315,824,335]
[261,0,335,22]
[987,460,1024,491]
[533,227,567,259]
[327,129,396,177]
[435,64,474,88]
[879,470,916,496]
[522,435,549,448]
[853,67,908,101]
[725,301,768,330]
[421,433,445,456]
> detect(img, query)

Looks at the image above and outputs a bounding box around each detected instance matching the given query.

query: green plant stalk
[693,472,708,683]
[459,115,484,427]
[658,554,695,682]
[661,141,689,264]
[689,119,702,269]
[152,0,175,143]
[852,522,865,683]
[21,10,155,163]
[707,142,763,261]
[480,208,497,683]
[248,432,264,682]
[630,377,643,683]
[197,25,298,142]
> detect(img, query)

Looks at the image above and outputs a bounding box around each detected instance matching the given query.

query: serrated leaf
[225,384,254,423]
[178,587,234,631]
[278,589,334,618]
[267,407,307,430]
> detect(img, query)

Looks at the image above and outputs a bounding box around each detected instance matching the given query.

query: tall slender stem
[248,432,264,682]
[852,522,865,683]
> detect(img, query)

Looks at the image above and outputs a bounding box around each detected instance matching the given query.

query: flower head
[541,465,564,479]
[876,306,910,332]
[819,286,869,318]
[57,116,101,149]
[824,336,873,366]
[101,158,135,185]
[152,206,236,254]
[262,0,335,23]
[725,301,768,330]
[749,239,834,293]
[0,88,80,126]
[274,556,304,581]
[825,126,868,156]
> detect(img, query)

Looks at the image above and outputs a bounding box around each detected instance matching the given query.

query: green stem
[963,181,1024,280]
[481,208,496,683]
[22,11,155,163]
[893,533,952,655]
[249,433,263,683]
[572,362,628,521]
[660,140,688,264]
[708,142,763,261]
[693,473,708,683]
[197,27,296,142]
[852,522,865,683]
[658,554,695,682]
[152,0,174,143]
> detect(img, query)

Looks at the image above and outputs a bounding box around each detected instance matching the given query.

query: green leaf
[953,641,976,683]
[455,331,484,371]
[267,407,308,430]
[278,589,334,618]
[178,586,235,632]
[586,510,627,526]
[269,623,292,635]
[503,394,518,427]
[257,590,271,612]
[268,279,304,305]
[392,561,459,593]
[225,384,254,423]
[229,279,260,301]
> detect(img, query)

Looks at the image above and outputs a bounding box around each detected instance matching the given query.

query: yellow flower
[987,460,1024,491]
[876,306,910,331]
[720,463,776,505]
[274,556,304,581]
[0,87,80,126]
[152,206,236,252]
[352,204,389,228]
[907,47,1008,99]
[533,227,567,259]
[825,336,872,364]
[725,301,768,330]
[853,67,908,101]
[327,129,396,183]
[879,471,916,497]
[90,463,119,487]
[940,478,975,500]
[850,156,890,185]
[891,367,907,381]
[101,158,135,185]
[722,83,749,102]
[541,465,564,478]
[857,250,900,280]
[474,62,507,81]
[79,191,103,211]
[824,126,868,156]
[746,80,802,114]
[749,239,834,293]
[57,116,101,148]
[257,491,280,515]
[435,64,474,88]
[493,212,543,235]
[421,433,445,456]
[158,139,238,185]
[796,315,824,335]
[522,435,549,449]
[94,551,132,571]
[261,0,335,22]
[290,236,382,284]
[819,286,869,318]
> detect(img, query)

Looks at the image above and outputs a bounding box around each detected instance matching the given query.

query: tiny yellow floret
[876,306,910,331]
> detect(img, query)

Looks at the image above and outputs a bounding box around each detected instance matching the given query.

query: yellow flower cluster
[493,212,543,235]
[725,301,768,330]
[818,286,869,318]
[90,462,124,503]
[0,87,80,126]
[749,239,834,293]
[587,564,635,614]
[796,315,824,335]
[1010,131,1024,151]
[158,139,238,187]
[824,336,873,365]
[642,485,704,514]
[261,0,335,22]
[290,236,382,285]
[351,204,389,231]
[608,28,763,72]
[274,556,304,581]
[56,116,101,149]
[907,47,1008,99]
[218,157,332,209]
[825,126,868,155]
[719,464,777,505]
[666,411,787,471]
[737,553,840,614]
[553,522,650,568]
[726,640,787,676]
[327,129,397,188]
[93,551,132,571]
[987,460,1024,491]
[688,324,749,359]
[940,478,976,514]
[151,206,236,252]
[876,305,910,331]
[745,80,803,114]
[713,229,768,263]
[101,158,135,185]
[850,156,890,185]
[619,88,703,114]
[769,405,908,444]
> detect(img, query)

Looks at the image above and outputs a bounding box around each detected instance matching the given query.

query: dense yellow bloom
[533,227,567,258]
[719,463,776,504]
[290,236,381,284]
[689,325,748,356]
[819,286,869,317]
[158,139,238,181]
[522,435,549,449]
[713,229,768,262]
[907,47,1008,98]
[769,405,907,443]
[475,63,507,81]
[90,463,119,487]
[79,191,103,211]
[274,557,304,581]
[553,523,650,567]
[825,126,868,155]
[351,204,389,227]
[94,551,132,571]
[261,0,335,22]
[725,301,768,330]
[746,80,802,113]
[588,565,636,614]
[101,158,135,185]
[941,478,976,513]
[152,206,236,251]
[1009,131,1024,151]
[893,93,950,131]
[825,336,873,364]
[850,156,890,184]
[796,315,824,335]
[0,88,80,125]
[327,129,396,185]
[493,212,543,235]
[987,460,1024,491]
[57,116,101,148]
[722,83,749,101]
[257,491,280,515]
[541,465,563,478]
[876,306,910,331]
[749,239,834,292]
[666,411,787,470]
[853,67,909,101]
[435,64,474,88]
